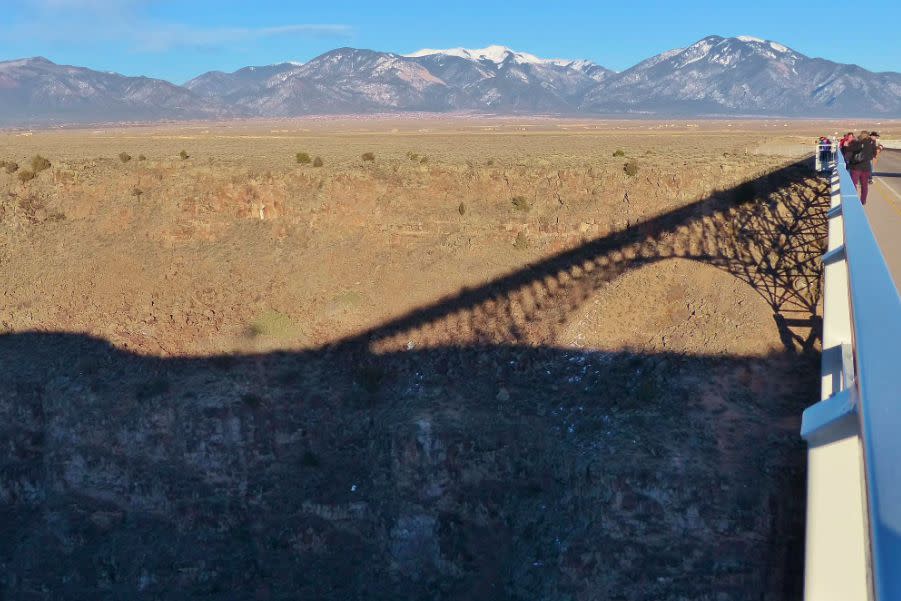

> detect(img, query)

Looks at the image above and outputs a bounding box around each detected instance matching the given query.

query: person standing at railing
[845,131,878,204]
[838,132,857,166]
[818,136,833,172]
[839,132,856,166]
[869,132,884,184]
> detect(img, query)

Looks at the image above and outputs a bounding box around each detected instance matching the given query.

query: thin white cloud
[5,1,353,52]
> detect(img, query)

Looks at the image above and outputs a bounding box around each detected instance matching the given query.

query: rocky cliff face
[0,333,813,600]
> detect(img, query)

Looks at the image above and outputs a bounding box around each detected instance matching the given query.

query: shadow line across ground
[0,159,826,600]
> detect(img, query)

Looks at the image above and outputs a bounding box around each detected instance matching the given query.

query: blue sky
[2,0,899,83]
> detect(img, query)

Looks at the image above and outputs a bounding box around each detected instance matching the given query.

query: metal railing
[802,146,901,600]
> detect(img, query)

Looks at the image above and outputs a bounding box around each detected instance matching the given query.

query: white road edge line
[875,177,901,203]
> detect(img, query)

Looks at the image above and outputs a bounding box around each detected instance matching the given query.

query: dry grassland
[3,117,879,356]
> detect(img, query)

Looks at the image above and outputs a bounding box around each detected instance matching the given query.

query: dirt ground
[0,118,888,600]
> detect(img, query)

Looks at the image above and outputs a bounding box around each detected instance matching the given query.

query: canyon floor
[0,118,891,600]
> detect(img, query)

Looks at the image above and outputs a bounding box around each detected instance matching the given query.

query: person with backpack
[845,131,878,204]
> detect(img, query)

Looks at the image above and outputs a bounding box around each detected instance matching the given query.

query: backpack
[850,147,865,164]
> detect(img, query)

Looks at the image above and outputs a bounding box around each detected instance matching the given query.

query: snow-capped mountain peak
[664,35,801,70]
[580,34,901,117]
[404,45,577,67]
[732,35,789,53]
[735,35,792,54]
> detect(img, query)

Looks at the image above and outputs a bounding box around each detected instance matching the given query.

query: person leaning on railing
[839,132,856,166]
[845,131,878,205]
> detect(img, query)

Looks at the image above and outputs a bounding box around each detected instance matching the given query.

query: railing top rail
[835,156,901,601]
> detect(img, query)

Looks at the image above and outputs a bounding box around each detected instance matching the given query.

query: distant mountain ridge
[0,57,227,124]
[581,35,901,116]
[182,45,614,115]
[1,36,899,125]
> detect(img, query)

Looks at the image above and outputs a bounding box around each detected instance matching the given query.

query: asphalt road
[865,149,901,289]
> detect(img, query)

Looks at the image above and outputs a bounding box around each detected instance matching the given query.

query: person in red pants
[845,131,878,204]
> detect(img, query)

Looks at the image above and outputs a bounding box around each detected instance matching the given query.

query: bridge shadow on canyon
[347,159,826,355]
[0,160,826,601]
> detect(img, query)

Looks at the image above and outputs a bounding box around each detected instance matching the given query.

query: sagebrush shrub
[313,156,324,167]
[138,154,147,161]
[513,231,530,250]
[247,310,296,339]
[242,393,264,408]
[179,150,190,160]
[296,152,311,165]
[356,365,385,393]
[301,450,320,467]
[613,149,626,157]
[17,169,35,183]
[511,195,531,212]
[361,152,375,162]
[5,162,18,174]
[623,160,639,177]
[119,152,132,163]
[31,155,51,172]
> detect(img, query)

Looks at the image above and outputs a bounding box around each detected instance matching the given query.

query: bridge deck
[867,149,901,289]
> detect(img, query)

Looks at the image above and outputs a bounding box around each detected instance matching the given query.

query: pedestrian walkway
[865,149,901,290]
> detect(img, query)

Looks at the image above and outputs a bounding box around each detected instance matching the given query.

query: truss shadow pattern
[348,162,827,354]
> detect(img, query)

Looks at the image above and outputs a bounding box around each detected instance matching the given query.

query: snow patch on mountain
[675,38,718,67]
[736,36,790,54]
[404,45,579,68]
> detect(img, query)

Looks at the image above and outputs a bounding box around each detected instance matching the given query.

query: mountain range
[1,35,899,125]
